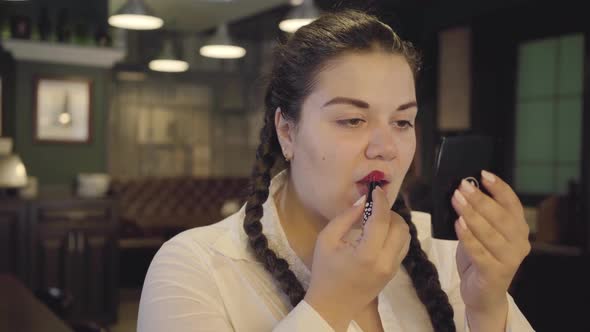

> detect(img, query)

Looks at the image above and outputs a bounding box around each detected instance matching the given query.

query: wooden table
[0,274,73,332]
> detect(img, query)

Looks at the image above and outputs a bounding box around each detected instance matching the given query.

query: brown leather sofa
[108,176,250,287]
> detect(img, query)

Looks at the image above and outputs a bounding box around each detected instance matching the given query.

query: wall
[13,61,110,186]
[109,31,269,179]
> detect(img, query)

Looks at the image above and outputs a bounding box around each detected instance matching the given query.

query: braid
[243,116,306,307]
[394,197,457,332]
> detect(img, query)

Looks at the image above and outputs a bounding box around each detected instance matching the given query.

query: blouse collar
[211,169,313,289]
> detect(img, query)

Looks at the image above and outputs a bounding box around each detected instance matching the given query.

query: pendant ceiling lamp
[109,0,164,30]
[199,24,246,59]
[279,0,320,33]
[149,39,189,72]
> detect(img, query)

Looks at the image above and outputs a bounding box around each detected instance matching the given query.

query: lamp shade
[0,154,28,188]
[199,24,246,59]
[109,0,164,30]
[279,0,320,33]
[149,39,189,72]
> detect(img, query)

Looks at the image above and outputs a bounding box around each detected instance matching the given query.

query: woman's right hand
[303,186,411,331]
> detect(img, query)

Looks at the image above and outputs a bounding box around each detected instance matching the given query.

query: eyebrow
[321,97,417,111]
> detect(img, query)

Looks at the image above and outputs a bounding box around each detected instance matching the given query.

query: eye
[394,120,414,130]
[337,118,365,128]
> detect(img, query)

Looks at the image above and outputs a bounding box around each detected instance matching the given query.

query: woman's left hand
[452,170,531,323]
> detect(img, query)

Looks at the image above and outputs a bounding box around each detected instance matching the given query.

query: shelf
[1,38,126,68]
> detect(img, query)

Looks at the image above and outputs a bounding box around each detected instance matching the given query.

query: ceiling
[108,0,290,32]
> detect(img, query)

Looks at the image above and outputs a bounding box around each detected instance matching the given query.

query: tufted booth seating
[108,176,250,287]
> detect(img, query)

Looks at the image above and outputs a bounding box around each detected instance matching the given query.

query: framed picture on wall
[34,77,92,143]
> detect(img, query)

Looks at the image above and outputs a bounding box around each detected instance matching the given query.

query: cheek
[404,136,416,163]
[292,128,361,219]
[397,131,416,159]
[297,124,356,165]
[386,135,416,201]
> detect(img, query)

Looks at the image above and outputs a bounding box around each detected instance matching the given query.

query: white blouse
[138,170,535,332]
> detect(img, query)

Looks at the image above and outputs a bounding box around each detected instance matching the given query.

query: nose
[365,122,398,161]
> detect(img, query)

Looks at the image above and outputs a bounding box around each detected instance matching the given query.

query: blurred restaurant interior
[0,0,588,331]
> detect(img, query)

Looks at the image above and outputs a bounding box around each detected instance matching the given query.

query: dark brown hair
[243,9,456,331]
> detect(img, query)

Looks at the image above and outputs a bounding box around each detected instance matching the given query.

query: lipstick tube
[362,181,378,227]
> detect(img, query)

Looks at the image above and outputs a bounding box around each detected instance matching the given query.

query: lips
[356,170,390,196]
[358,170,389,185]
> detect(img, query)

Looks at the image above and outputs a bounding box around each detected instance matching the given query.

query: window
[514,33,584,195]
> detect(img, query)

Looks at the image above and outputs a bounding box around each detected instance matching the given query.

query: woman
[138,9,534,332]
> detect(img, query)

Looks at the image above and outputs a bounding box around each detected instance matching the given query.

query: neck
[273,170,327,270]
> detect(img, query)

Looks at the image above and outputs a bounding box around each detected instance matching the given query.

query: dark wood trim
[415,29,439,181]
[0,49,16,138]
[582,29,590,253]
[470,14,518,184]
[0,73,3,136]
[29,197,119,324]
[32,76,93,145]
[0,200,29,285]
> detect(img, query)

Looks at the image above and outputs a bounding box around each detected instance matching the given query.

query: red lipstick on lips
[361,170,385,183]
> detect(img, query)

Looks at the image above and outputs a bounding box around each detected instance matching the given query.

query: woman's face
[279,50,417,222]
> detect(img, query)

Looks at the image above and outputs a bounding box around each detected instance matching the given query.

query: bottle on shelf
[37,6,52,41]
[10,15,32,39]
[56,8,72,43]
[94,26,112,47]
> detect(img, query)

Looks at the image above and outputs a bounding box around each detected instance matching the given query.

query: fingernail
[458,216,467,230]
[481,170,496,183]
[454,190,467,206]
[460,179,476,193]
[354,195,366,206]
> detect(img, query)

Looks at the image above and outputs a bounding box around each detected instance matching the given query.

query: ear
[274,108,295,161]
